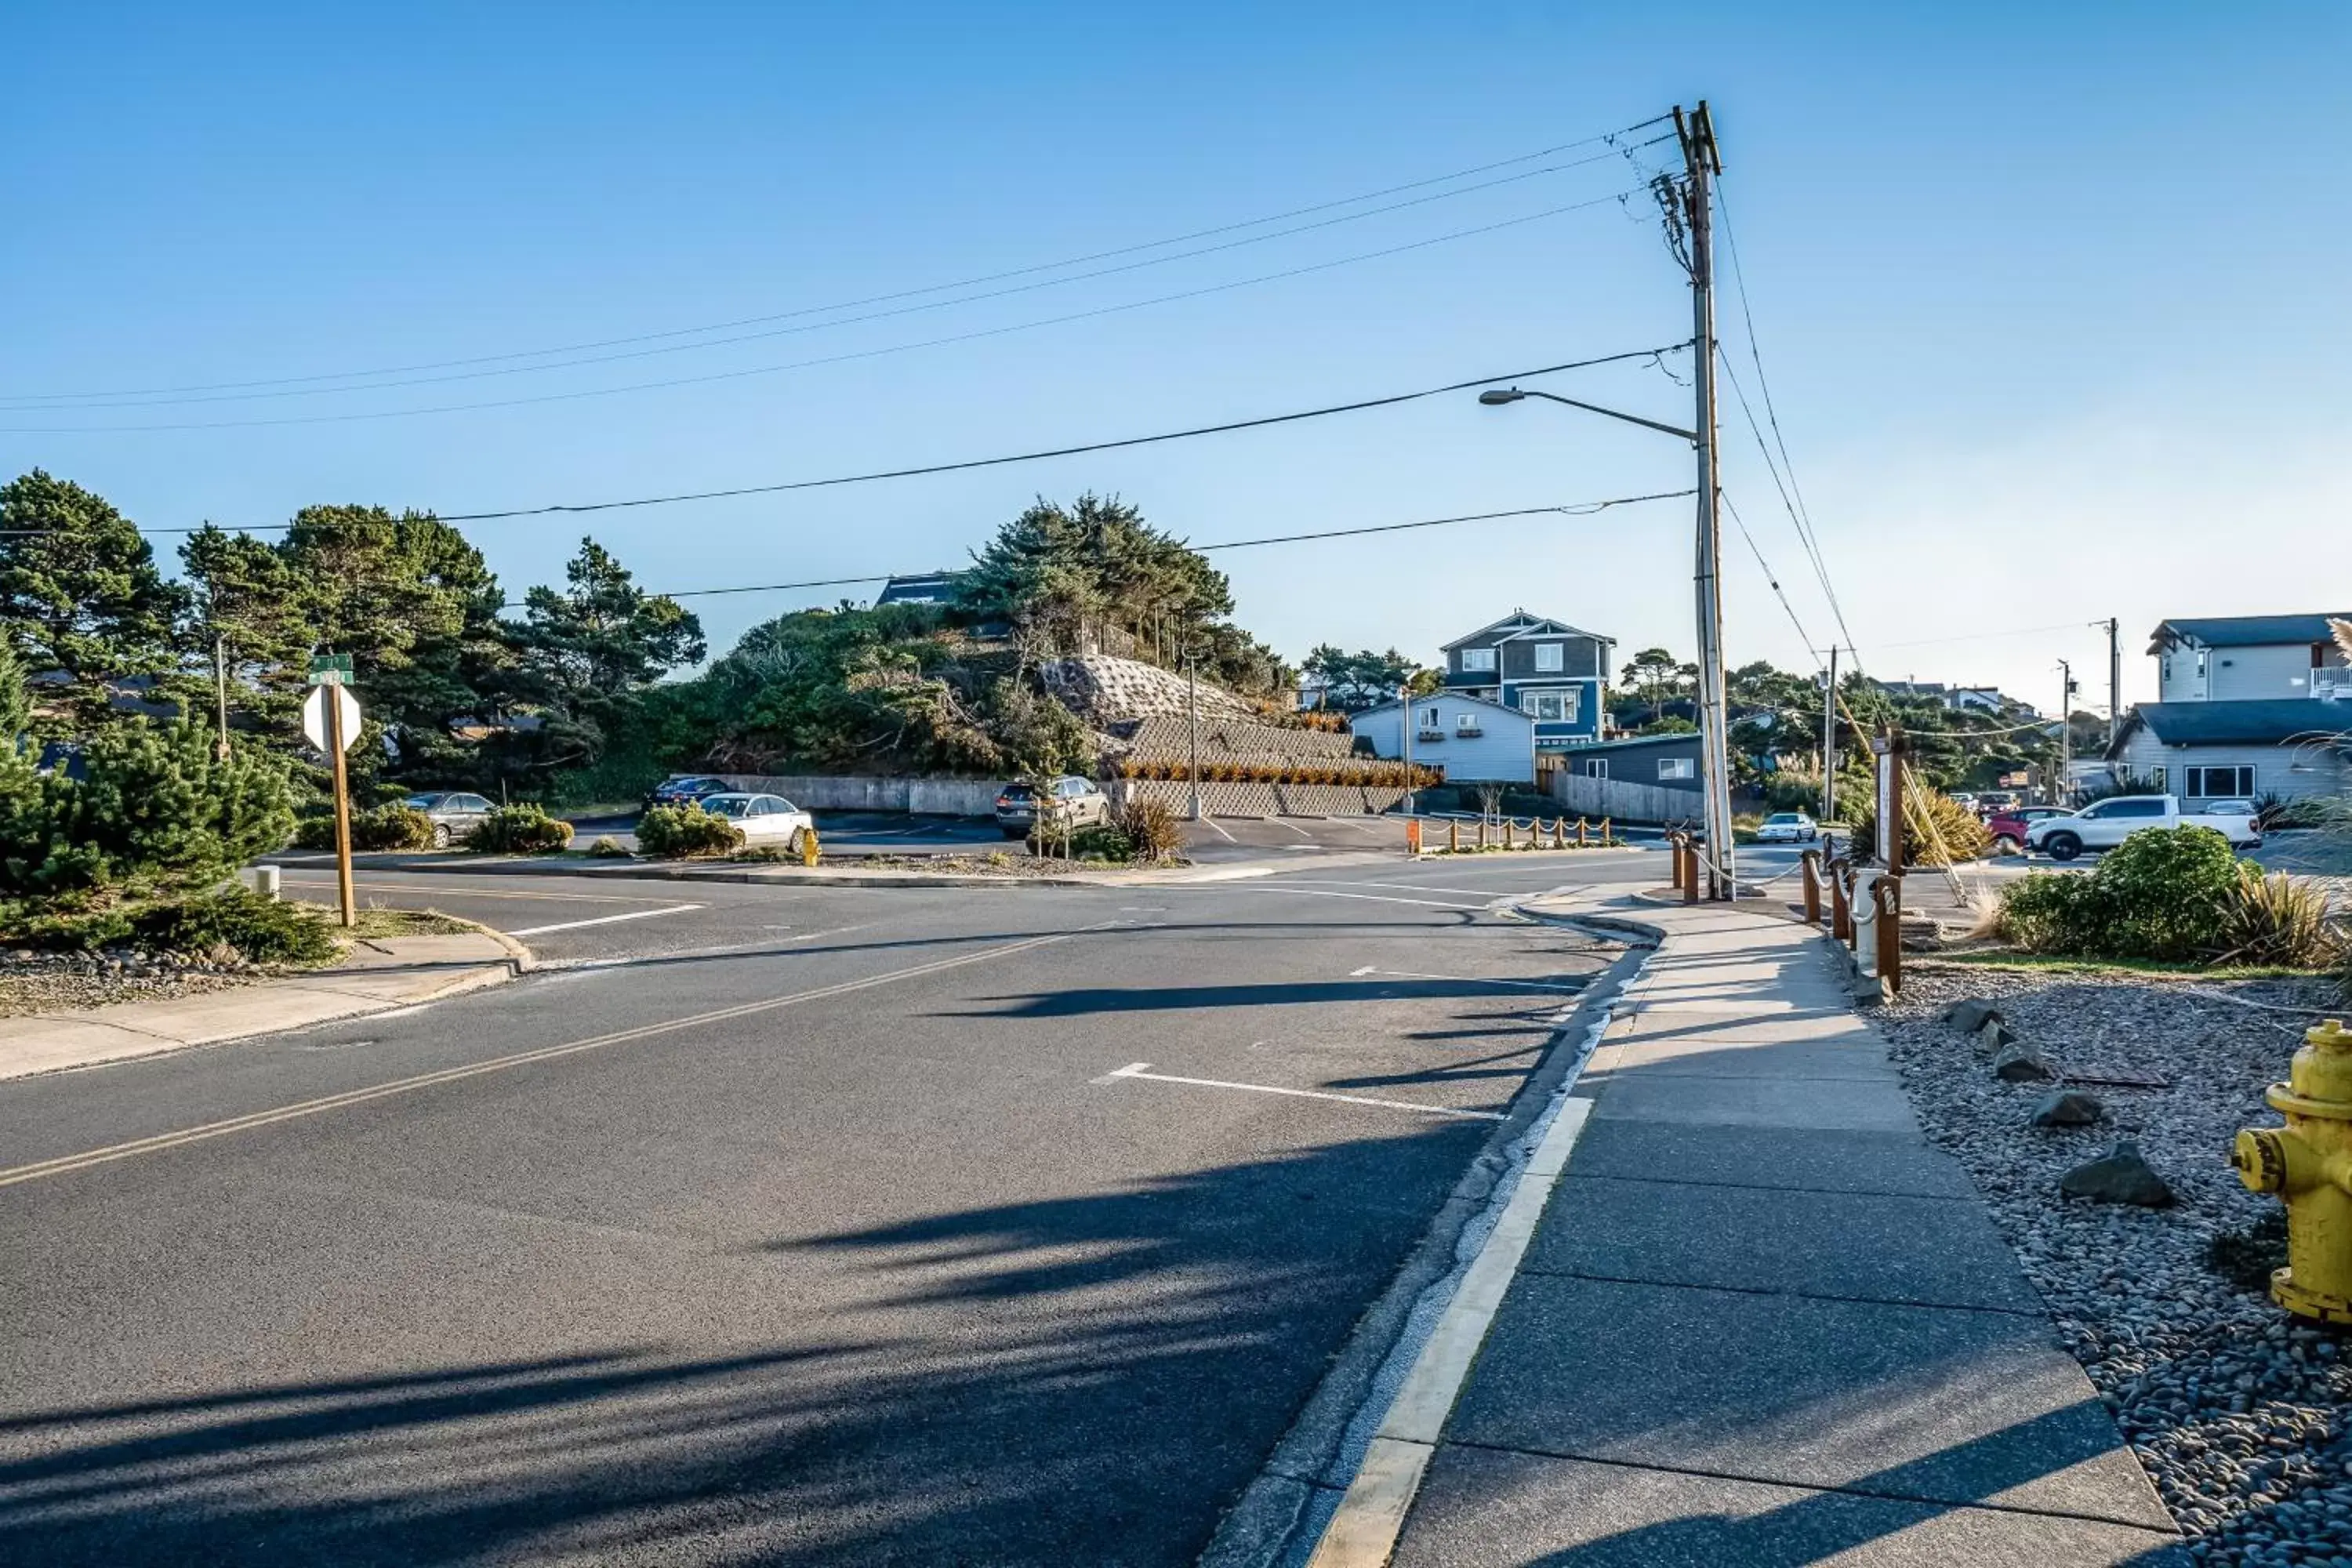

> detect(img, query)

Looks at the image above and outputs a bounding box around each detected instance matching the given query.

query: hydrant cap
[2288,1019,2352,1109]
[2310,1018,2352,1050]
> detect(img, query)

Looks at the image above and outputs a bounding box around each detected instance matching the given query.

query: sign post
[305,657,360,930]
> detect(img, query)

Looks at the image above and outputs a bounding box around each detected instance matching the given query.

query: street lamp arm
[1477,387,1698,444]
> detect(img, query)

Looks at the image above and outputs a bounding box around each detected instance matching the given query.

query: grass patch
[1924,950,2329,982]
[292,902,477,940]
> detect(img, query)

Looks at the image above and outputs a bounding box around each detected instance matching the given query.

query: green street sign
[309,654,354,676]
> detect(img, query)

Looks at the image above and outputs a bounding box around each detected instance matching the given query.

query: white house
[2108,612,2352,806]
[1350,694,1536,785]
[2150,613,2351,702]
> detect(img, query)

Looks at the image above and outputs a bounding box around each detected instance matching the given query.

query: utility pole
[2106,615,2122,746]
[1186,652,1202,822]
[1399,681,1414,816]
[2056,659,2074,808]
[1676,102,1734,897]
[1820,644,1838,823]
[212,633,231,763]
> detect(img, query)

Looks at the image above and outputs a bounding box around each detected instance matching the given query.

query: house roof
[2147,614,2351,654]
[1439,611,1613,652]
[2109,699,2352,754]
[1571,730,1704,753]
[1351,692,1533,723]
[874,572,964,606]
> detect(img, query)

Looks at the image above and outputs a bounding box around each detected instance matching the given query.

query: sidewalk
[0,931,529,1081]
[1339,889,2185,1566]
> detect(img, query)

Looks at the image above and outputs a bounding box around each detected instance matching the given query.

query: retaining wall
[716,775,1005,818]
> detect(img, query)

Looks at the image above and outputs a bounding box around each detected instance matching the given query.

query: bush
[350,804,434,851]
[636,802,741,858]
[1113,795,1185,862]
[586,834,631,858]
[463,804,575,855]
[1849,788,1992,866]
[0,890,338,965]
[1998,826,2257,962]
[292,813,337,851]
[1064,822,1137,862]
[2218,867,2343,967]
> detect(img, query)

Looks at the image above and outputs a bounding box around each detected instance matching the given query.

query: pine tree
[0,470,186,733]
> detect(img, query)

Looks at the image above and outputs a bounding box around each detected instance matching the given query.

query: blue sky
[4,2,2342,713]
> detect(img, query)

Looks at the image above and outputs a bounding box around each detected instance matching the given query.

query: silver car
[405,790,495,848]
[993,776,1109,840]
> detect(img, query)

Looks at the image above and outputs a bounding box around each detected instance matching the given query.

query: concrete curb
[1198,901,1660,1568]
[0,928,536,1082]
[264,852,1305,890]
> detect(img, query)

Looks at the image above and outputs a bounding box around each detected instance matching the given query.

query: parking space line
[1096,1062,1503,1121]
[1192,818,1239,843]
[278,877,681,906]
[503,904,704,937]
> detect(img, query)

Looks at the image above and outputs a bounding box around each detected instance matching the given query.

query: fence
[1547,770,1701,826]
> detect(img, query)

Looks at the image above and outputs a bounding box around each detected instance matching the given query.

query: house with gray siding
[2106,612,2352,806]
[1438,611,1610,753]
[1559,730,1706,792]
[1350,694,1534,784]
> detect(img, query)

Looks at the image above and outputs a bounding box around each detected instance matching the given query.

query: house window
[1581,759,1608,779]
[1533,642,1564,673]
[2185,764,2256,797]
[2148,765,2165,791]
[1454,713,1483,735]
[1518,688,1581,724]
[1459,648,1497,673]
[1657,757,1696,781]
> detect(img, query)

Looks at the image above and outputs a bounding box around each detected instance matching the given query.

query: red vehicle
[1984,805,2071,855]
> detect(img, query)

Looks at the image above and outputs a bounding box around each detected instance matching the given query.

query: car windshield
[404,793,442,808]
[1765,814,1802,824]
[699,797,750,817]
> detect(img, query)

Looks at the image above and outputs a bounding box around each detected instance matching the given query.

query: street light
[1477,377,1733,897]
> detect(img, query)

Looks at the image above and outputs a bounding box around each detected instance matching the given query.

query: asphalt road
[567,808,1421,865]
[0,848,1697,1565]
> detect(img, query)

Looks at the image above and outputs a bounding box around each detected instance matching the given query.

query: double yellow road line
[2,925,1105,1190]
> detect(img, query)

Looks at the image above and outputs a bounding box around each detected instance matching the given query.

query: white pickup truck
[2024,795,2263,861]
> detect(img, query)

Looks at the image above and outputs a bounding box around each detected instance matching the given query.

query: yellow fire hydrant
[2232,1018,2352,1323]
[799,826,822,867]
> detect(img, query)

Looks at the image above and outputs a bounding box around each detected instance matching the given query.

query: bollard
[1477,818,1488,850]
[1680,839,1700,905]
[1406,818,1422,856]
[1800,850,1821,924]
[1577,817,1588,848]
[1831,862,1853,942]
[1599,817,1611,845]
[1448,820,1460,853]
[1502,819,1514,850]
[1552,818,1565,850]
[1668,833,1686,889]
[1873,874,1902,993]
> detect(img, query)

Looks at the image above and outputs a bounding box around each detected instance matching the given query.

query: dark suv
[994,776,1110,840]
[645,775,729,811]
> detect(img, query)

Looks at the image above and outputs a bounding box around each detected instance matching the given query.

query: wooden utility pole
[2057,659,2074,807]
[1675,103,1735,899]
[2106,616,2122,747]
[213,633,231,762]
[325,677,356,929]
[1399,681,1414,817]
[1186,652,1202,822]
[1820,644,1838,822]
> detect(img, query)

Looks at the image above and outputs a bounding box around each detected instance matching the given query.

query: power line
[5,118,1671,405]
[29,344,1687,535]
[641,492,1694,606]
[9,144,1673,414]
[1719,491,1821,667]
[1871,621,2104,651]
[5,191,1660,434]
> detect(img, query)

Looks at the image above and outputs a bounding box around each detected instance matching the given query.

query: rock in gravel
[1978,1017,2022,1051]
[1994,1042,2058,1082]
[2031,1089,2107,1128]
[1944,996,2004,1033]
[2060,1139,2176,1207]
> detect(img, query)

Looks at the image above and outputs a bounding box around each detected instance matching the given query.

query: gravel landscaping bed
[1879,964,2352,1564]
[0,949,256,1018]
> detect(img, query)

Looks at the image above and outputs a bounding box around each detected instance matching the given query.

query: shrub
[292,813,338,851]
[1065,822,1137,862]
[1998,826,2250,961]
[636,802,741,858]
[137,891,339,965]
[1113,795,1185,862]
[2218,867,2342,967]
[463,804,574,855]
[1850,788,1992,866]
[586,834,631,858]
[350,804,435,851]
[732,842,798,863]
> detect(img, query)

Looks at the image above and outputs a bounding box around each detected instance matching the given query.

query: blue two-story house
[1439,611,1613,753]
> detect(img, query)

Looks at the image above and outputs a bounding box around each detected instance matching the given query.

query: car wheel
[2045,833,2082,862]
[1992,834,2021,855]
[431,823,450,848]
[786,828,805,856]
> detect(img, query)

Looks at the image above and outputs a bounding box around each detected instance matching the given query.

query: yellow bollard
[2234,1019,2352,1323]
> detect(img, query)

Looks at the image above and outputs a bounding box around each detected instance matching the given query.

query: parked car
[1753,811,1819,844]
[645,775,730,811]
[2024,795,2262,862]
[403,790,496,848]
[1984,805,2071,855]
[1975,790,2022,815]
[694,792,815,851]
[1947,792,1978,813]
[994,776,1110,840]
[2199,798,2259,818]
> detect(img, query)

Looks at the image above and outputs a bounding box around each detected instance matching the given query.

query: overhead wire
[6,143,1675,413]
[20,343,1690,535]
[4,191,1663,434]
[4,116,1671,405]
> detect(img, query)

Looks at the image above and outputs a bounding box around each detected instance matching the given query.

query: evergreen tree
[0,470,185,732]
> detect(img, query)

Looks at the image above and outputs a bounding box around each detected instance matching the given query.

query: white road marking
[1270,818,1316,838]
[503,904,703,937]
[1098,1062,1504,1122]
[1238,887,1488,910]
[1283,879,1533,898]
[279,876,678,906]
[1192,817,1239,843]
[1349,964,1377,976]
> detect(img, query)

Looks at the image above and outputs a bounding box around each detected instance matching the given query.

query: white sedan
[1753,811,1820,844]
[695,792,815,851]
